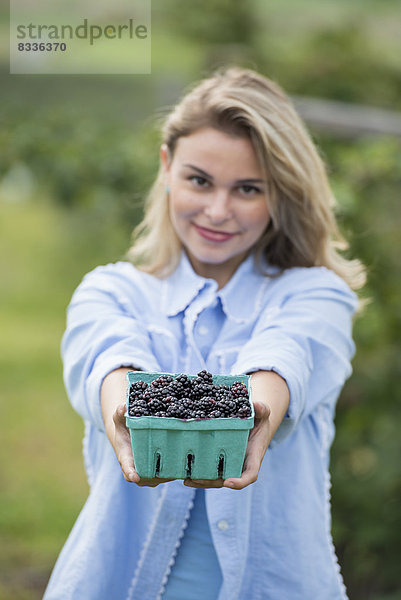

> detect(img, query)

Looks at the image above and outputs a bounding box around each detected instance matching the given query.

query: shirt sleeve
[61,265,161,432]
[231,268,358,445]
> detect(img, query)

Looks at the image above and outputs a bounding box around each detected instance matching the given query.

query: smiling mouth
[193,223,238,242]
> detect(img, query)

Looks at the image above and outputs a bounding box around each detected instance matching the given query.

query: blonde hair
[127,66,366,292]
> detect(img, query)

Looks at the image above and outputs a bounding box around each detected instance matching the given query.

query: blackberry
[167,379,185,398]
[176,373,192,389]
[196,370,213,384]
[192,381,213,401]
[166,403,188,418]
[235,395,250,408]
[147,399,165,414]
[209,409,222,418]
[156,386,172,399]
[190,385,202,401]
[130,398,148,409]
[130,381,148,392]
[208,384,220,397]
[192,409,207,419]
[151,375,173,388]
[199,396,217,415]
[214,386,232,403]
[129,381,148,401]
[164,395,177,404]
[181,397,196,409]
[154,411,168,417]
[215,401,231,417]
[142,389,154,401]
[127,372,251,419]
[129,404,148,417]
[231,382,249,398]
[237,405,252,418]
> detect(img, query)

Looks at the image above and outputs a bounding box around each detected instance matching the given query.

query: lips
[193,223,237,242]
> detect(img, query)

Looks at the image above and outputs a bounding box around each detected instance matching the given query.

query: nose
[203,188,233,224]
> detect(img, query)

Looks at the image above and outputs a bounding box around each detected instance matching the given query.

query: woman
[44,66,366,599]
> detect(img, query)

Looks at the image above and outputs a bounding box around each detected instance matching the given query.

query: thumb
[113,402,128,428]
[252,399,271,421]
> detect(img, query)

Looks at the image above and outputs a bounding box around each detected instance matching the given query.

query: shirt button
[217,520,229,531]
[198,325,209,336]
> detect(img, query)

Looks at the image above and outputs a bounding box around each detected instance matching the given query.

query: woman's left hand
[184,370,289,490]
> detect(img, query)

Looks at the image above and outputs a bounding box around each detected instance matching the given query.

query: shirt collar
[217,252,274,323]
[162,250,276,322]
[161,251,218,317]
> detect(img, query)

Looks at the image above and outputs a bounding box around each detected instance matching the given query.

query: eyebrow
[183,163,266,185]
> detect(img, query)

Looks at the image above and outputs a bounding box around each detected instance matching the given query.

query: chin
[193,251,233,266]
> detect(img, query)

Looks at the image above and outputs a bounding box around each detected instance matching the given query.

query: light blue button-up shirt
[44,251,357,600]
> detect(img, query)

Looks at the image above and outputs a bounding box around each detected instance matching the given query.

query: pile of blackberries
[128,370,252,419]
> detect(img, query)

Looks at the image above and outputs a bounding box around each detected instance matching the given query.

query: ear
[160,144,171,184]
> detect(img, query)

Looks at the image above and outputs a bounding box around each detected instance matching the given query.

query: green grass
[0,198,130,599]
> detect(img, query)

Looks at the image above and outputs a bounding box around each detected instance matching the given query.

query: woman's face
[161,126,270,288]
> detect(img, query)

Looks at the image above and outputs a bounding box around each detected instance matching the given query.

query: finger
[113,402,128,427]
[223,431,266,490]
[112,403,139,483]
[252,399,271,421]
[118,443,139,483]
[223,402,272,491]
[223,456,260,490]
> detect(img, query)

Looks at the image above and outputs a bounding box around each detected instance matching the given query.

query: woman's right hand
[112,402,174,486]
[101,368,175,487]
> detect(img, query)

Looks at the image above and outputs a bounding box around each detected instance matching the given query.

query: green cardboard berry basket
[125,371,254,480]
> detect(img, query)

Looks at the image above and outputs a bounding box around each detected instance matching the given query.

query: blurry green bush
[267,24,401,109]
[0,108,161,232]
[325,135,401,599]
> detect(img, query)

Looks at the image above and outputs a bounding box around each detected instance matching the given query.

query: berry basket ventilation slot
[125,371,254,480]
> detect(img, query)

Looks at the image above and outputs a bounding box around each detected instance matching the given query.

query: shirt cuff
[85,354,161,432]
[231,357,309,446]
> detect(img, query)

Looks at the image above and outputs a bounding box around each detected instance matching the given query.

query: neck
[185,249,252,290]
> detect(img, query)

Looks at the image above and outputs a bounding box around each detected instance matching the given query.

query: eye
[189,175,209,188]
[238,184,262,196]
